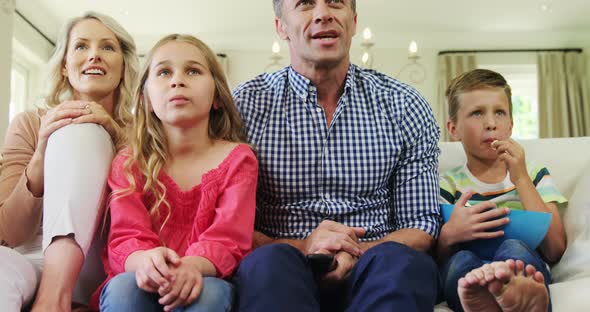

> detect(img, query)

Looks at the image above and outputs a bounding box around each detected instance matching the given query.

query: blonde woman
[97,34,257,312]
[0,11,138,311]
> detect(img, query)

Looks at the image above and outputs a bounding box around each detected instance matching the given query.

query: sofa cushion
[552,162,590,283]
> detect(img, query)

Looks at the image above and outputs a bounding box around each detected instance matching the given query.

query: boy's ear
[447,119,461,141]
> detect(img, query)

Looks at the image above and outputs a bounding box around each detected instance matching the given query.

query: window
[478,64,539,139]
[10,62,29,122]
[10,33,51,121]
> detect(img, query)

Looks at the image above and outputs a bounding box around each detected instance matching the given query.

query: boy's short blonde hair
[446,69,513,122]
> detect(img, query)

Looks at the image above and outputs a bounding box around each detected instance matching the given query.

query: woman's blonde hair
[45,11,138,136]
[116,34,246,227]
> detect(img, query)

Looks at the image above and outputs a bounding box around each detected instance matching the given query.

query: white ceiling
[15,0,590,54]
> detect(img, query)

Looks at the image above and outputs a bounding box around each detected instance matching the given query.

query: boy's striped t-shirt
[440,162,567,209]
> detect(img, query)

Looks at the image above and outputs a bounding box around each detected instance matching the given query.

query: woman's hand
[131,247,181,293]
[37,101,92,156]
[71,101,123,142]
[26,101,91,196]
[157,256,205,312]
[441,192,510,246]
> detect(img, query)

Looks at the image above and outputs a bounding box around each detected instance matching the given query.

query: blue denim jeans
[440,239,552,312]
[234,242,439,312]
[100,272,234,312]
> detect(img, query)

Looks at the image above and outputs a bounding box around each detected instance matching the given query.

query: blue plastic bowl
[440,203,552,260]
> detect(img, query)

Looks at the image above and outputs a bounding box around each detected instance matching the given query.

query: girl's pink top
[91,144,257,308]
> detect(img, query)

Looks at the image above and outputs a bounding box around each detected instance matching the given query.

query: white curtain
[437,53,477,141]
[537,52,590,138]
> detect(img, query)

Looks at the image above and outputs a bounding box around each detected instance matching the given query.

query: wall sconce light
[265,40,284,72]
[358,29,425,84]
[360,27,374,69]
[396,40,426,84]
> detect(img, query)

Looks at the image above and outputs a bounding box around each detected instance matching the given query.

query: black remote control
[306,253,336,275]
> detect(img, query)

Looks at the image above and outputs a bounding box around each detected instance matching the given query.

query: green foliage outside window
[511,95,538,139]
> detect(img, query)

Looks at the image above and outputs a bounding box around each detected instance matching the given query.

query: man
[232,1,441,310]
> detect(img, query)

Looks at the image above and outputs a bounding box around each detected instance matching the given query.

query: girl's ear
[212,99,220,110]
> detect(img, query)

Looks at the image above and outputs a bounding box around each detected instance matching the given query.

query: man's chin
[312,54,348,68]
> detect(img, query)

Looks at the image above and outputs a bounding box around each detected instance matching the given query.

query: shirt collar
[287,64,357,101]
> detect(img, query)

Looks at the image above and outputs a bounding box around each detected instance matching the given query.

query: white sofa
[435,136,590,312]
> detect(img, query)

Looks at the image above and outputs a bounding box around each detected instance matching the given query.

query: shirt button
[315,107,322,113]
[325,193,331,199]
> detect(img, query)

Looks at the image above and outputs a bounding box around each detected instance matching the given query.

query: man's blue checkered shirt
[233,64,441,241]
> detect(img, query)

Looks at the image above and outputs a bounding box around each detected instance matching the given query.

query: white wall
[362,47,438,111]
[0,0,15,147]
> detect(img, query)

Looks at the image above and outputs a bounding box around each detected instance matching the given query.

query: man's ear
[447,119,461,141]
[352,14,358,36]
[275,17,289,40]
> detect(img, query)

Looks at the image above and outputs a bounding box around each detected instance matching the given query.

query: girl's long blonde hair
[115,34,247,226]
[45,11,138,147]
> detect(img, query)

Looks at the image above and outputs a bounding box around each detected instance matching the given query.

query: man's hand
[303,220,365,257]
[321,251,358,287]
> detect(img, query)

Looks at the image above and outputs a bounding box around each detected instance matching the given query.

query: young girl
[96,34,257,312]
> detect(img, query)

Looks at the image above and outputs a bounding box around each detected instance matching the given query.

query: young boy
[437,69,567,312]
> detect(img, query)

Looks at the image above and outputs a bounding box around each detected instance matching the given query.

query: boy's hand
[158,257,204,312]
[134,247,181,293]
[492,139,528,185]
[443,192,511,245]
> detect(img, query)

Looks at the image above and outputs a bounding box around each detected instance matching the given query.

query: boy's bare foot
[458,263,502,312]
[488,259,549,312]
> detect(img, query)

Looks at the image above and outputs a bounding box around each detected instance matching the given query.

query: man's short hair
[272,0,357,18]
[445,69,513,122]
